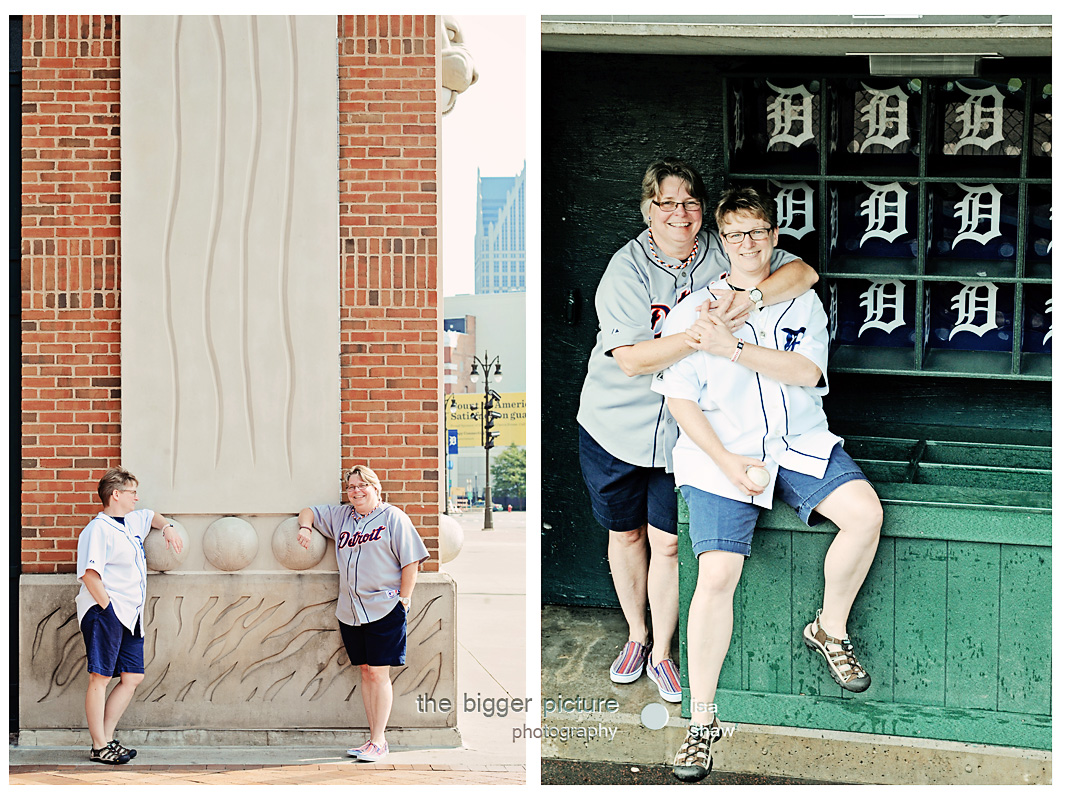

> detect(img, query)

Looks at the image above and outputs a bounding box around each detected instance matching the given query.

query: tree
[491,444,526,498]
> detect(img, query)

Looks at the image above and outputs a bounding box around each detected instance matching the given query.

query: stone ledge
[17,727,462,748]
[20,573,457,732]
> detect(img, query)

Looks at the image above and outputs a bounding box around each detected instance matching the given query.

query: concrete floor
[539,604,1051,785]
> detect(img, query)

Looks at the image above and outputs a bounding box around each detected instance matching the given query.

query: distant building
[474,163,525,294]
[443,292,526,508]
[443,314,478,395]
[444,292,525,395]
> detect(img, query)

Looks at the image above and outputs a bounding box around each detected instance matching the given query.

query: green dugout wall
[541,52,1051,751]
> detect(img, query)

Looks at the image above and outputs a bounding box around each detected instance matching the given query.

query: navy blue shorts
[80,603,145,677]
[682,443,869,558]
[339,602,407,667]
[578,425,677,534]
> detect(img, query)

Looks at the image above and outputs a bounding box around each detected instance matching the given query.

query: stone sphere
[272,516,328,570]
[144,520,189,573]
[439,513,464,564]
[202,516,259,572]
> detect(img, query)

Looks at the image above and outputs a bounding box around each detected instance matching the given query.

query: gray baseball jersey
[311,502,429,625]
[577,226,798,469]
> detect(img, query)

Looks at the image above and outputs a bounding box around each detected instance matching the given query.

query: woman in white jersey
[576,158,818,702]
[297,465,429,763]
[76,467,183,765]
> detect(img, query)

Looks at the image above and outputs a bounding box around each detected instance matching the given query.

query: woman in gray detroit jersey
[297,465,429,763]
[576,158,818,699]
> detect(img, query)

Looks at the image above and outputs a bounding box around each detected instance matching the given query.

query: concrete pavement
[8,509,528,785]
[540,604,1051,785]
[441,507,528,761]
[541,759,837,785]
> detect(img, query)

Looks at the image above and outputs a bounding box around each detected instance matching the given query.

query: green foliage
[492,444,526,498]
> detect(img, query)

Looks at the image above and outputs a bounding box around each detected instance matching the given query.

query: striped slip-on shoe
[647,656,682,702]
[609,640,650,684]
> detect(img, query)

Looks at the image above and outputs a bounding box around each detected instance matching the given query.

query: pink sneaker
[346,741,373,757]
[355,741,389,762]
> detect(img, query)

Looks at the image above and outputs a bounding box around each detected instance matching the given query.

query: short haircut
[345,465,382,495]
[639,157,709,222]
[98,467,137,506]
[715,186,778,231]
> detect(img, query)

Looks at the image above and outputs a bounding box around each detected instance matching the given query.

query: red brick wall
[338,15,441,569]
[21,15,122,574]
[21,14,442,572]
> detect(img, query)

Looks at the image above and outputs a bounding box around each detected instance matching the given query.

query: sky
[440,16,527,297]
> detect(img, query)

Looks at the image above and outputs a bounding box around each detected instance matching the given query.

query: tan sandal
[803,610,871,693]
[672,716,724,782]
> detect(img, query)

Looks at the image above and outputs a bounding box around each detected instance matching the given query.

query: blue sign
[447,430,459,454]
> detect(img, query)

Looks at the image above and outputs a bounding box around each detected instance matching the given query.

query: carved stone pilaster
[20,573,457,740]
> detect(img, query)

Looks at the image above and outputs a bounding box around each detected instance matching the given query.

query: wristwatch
[748,287,765,310]
[400,596,411,611]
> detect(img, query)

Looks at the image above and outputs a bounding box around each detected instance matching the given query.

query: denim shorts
[578,425,677,534]
[339,601,407,667]
[80,603,145,677]
[682,443,868,558]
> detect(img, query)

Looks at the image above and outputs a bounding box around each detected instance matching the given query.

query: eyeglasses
[722,228,772,244]
[117,488,138,494]
[347,483,374,492]
[652,200,702,212]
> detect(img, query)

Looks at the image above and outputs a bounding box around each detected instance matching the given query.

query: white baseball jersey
[577,227,798,469]
[651,283,842,507]
[76,508,153,633]
[311,502,429,626]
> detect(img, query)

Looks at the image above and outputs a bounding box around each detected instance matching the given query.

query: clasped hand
[685,293,749,357]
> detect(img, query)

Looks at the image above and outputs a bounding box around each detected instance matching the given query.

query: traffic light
[484,389,503,449]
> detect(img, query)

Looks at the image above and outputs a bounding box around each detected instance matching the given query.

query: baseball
[746,465,771,488]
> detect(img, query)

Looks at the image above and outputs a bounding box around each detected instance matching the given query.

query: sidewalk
[9,510,528,786]
[441,508,527,763]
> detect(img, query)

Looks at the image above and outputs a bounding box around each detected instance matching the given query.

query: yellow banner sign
[447,392,526,447]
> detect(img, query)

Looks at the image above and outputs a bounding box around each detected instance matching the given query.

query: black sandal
[109,739,138,760]
[90,741,131,765]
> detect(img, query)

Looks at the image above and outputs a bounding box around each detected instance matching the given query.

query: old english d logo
[782,327,807,352]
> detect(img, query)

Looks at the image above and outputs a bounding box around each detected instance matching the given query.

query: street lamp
[442,393,457,514]
[470,351,503,530]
